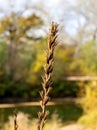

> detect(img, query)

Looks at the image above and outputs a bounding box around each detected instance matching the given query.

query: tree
[0,12,44,82]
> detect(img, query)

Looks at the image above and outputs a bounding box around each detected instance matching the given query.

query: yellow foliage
[33,53,45,73]
[79,81,97,125]
[0,13,43,39]
[81,81,97,113]
[78,109,97,125]
[26,75,37,85]
[26,52,45,85]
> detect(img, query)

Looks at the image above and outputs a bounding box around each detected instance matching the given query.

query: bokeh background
[0,0,97,130]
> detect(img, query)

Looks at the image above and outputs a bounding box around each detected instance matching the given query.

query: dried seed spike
[38,112,43,120]
[44,111,48,120]
[14,110,18,130]
[40,101,43,109]
[45,110,49,118]
[39,91,44,99]
[47,87,52,95]
[38,22,58,130]
[50,34,58,46]
[41,75,45,83]
[43,95,50,105]
[41,82,45,89]
[38,112,41,119]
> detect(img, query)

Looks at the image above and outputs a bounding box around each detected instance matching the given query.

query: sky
[0,0,96,44]
[0,0,83,39]
[1,0,96,44]
[0,0,76,21]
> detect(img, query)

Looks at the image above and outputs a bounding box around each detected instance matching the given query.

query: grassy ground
[0,102,83,128]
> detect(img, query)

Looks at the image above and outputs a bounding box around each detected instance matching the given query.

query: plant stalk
[38,22,59,130]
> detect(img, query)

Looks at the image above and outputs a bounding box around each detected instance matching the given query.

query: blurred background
[0,0,97,130]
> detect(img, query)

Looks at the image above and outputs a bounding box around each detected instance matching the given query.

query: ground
[61,124,92,130]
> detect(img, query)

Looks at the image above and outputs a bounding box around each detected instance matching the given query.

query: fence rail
[0,98,82,108]
[63,76,97,81]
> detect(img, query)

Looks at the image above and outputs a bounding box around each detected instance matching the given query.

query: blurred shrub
[0,82,39,99]
[1,112,62,130]
[51,82,79,98]
[1,38,97,99]
[1,112,38,130]
[78,109,97,125]
[71,40,97,76]
[78,81,97,125]
[82,81,97,113]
